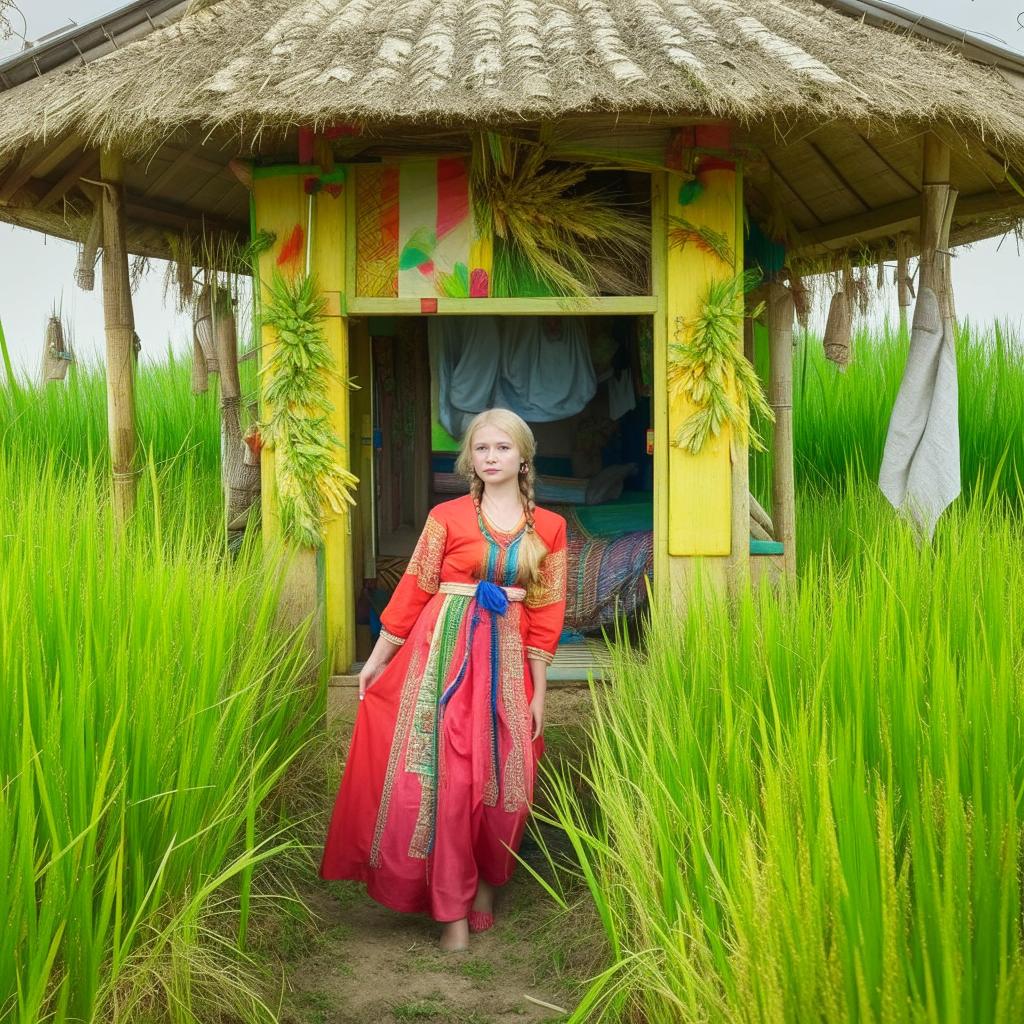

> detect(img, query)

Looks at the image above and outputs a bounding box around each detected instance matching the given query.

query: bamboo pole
[768,281,796,577]
[100,147,138,527]
[919,134,950,297]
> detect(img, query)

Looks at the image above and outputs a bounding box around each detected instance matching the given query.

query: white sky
[1,0,1023,373]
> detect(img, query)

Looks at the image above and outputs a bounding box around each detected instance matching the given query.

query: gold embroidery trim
[525,546,567,608]
[500,608,530,811]
[369,644,424,869]
[526,645,554,665]
[406,514,446,593]
[379,628,405,647]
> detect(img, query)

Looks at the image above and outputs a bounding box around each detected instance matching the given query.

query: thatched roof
[1,0,1024,152]
[1,0,1024,267]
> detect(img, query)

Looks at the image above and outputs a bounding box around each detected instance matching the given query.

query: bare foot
[472,879,495,915]
[439,918,469,952]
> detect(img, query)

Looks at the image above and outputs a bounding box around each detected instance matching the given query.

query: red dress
[320,495,568,922]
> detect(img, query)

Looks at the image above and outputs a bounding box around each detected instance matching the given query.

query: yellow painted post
[252,171,356,670]
[253,175,307,549]
[314,187,355,672]
[661,128,744,598]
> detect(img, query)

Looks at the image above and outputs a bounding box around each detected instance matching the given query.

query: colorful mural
[355,158,491,300]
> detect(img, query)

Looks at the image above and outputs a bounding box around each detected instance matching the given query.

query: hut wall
[659,155,746,599]
[252,172,355,672]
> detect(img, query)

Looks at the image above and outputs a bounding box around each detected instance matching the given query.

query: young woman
[320,408,567,952]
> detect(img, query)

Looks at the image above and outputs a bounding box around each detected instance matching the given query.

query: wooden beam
[99,147,139,528]
[36,151,99,211]
[806,139,872,212]
[854,132,918,195]
[792,187,1024,254]
[0,143,49,205]
[143,144,200,197]
[768,282,796,579]
[122,192,244,240]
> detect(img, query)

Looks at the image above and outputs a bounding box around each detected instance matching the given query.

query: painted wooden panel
[314,188,356,673]
[355,165,399,298]
[665,167,740,556]
[356,156,491,300]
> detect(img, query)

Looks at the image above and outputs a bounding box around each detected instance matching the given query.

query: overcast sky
[1,0,1023,375]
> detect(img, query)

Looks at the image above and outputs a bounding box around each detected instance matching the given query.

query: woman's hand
[529,692,545,741]
[358,660,386,699]
[359,633,403,699]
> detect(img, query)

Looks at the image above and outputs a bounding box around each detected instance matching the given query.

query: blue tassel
[475,580,509,615]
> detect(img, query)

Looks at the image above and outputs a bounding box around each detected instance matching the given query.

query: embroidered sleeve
[406,513,446,593]
[523,518,567,663]
[379,513,448,641]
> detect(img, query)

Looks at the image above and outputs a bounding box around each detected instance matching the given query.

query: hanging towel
[493,317,597,422]
[431,316,597,434]
[878,287,961,540]
[607,368,636,420]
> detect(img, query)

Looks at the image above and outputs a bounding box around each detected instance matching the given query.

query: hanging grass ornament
[259,272,359,547]
[668,270,775,454]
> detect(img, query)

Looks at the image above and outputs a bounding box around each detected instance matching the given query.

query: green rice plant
[0,361,327,1022]
[536,476,1024,1022]
[259,271,359,547]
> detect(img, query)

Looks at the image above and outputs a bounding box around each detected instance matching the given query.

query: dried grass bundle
[823,289,852,368]
[668,270,775,454]
[470,133,649,297]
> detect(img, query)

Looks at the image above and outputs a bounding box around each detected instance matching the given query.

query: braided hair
[455,408,549,589]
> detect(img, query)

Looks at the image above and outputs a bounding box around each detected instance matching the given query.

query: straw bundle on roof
[0,0,1023,158]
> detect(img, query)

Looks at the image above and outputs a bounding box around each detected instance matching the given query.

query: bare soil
[255,688,597,1024]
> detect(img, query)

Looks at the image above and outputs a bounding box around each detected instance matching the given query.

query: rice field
[2,319,1022,1022]
[0,344,327,1023]
[538,322,1024,1022]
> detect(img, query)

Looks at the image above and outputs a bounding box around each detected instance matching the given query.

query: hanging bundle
[192,283,226,378]
[74,202,103,292]
[39,314,74,383]
[786,268,810,330]
[855,266,870,318]
[823,287,852,369]
[876,258,885,291]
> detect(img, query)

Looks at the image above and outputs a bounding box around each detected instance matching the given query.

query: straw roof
[1,0,1023,154]
[1,0,1024,266]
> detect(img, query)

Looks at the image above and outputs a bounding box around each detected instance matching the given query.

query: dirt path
[264,689,595,1024]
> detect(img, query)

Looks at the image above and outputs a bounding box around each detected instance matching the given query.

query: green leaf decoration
[668,269,775,455]
[398,226,437,271]
[437,262,471,298]
[259,271,359,547]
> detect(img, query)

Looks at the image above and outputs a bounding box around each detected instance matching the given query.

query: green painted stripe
[252,163,349,182]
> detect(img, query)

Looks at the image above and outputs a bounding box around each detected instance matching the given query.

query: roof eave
[0,0,189,90]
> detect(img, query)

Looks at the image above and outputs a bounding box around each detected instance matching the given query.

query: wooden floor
[331,638,611,688]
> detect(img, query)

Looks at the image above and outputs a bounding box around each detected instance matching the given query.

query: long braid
[516,459,548,589]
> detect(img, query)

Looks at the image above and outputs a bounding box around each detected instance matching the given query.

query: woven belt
[439,581,526,603]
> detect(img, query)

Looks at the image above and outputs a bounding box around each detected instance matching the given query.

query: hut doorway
[349,313,656,679]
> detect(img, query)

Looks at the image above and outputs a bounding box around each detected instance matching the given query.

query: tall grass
[541,326,1024,1021]
[749,320,1024,511]
[0,357,324,1023]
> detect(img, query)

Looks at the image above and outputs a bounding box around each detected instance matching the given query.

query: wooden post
[100,147,138,527]
[895,233,912,334]
[920,134,957,322]
[768,282,796,577]
[919,135,950,297]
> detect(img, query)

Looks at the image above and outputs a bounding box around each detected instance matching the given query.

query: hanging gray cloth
[878,287,961,540]
[430,316,597,436]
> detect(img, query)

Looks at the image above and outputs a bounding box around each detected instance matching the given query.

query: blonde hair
[454,408,549,588]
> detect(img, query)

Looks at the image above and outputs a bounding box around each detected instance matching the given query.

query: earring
[520,462,528,474]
